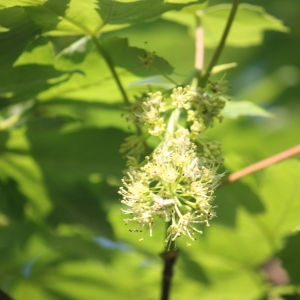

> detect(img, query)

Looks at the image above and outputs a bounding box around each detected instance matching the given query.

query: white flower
[120,83,227,248]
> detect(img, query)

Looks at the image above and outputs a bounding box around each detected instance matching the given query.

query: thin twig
[200,0,240,86]
[195,14,204,71]
[91,35,148,143]
[223,144,300,184]
[91,35,131,106]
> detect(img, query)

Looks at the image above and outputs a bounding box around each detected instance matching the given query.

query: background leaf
[202,4,289,47]
[163,3,289,48]
[222,100,273,119]
[0,7,40,69]
[5,0,205,35]
[279,232,300,285]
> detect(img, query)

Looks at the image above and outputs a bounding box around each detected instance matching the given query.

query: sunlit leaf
[0,25,9,32]
[14,36,56,66]
[37,44,116,102]
[3,0,205,36]
[23,0,103,36]
[97,0,206,31]
[0,100,35,130]
[38,99,128,130]
[165,0,199,3]
[0,133,52,216]
[163,4,289,47]
[0,6,40,69]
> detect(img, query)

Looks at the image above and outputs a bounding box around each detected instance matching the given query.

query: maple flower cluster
[119,83,226,248]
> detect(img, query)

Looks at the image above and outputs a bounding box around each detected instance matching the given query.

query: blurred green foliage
[0,0,299,299]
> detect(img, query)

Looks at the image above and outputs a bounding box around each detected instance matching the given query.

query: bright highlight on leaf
[164,3,289,47]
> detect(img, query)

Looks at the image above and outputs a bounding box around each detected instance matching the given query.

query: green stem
[200,0,240,87]
[166,108,181,136]
[151,65,179,86]
[222,144,300,184]
[91,35,148,144]
[91,35,131,106]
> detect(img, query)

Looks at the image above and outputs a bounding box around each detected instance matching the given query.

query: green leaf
[0,64,74,99]
[26,36,173,104]
[26,124,127,178]
[0,7,40,69]
[222,100,273,119]
[0,178,27,221]
[23,0,103,36]
[0,0,41,6]
[39,99,128,130]
[202,4,289,47]
[0,133,52,216]
[164,4,288,48]
[127,75,175,90]
[14,36,56,66]
[0,100,35,131]
[35,39,121,102]
[0,25,9,32]
[258,160,300,238]
[0,25,75,101]
[97,0,206,31]
[279,231,300,284]
[165,0,199,3]
[5,0,205,36]
[46,181,116,237]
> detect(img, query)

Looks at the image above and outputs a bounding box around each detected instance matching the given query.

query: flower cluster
[119,81,227,248]
[170,84,226,137]
[128,92,166,136]
[119,129,222,248]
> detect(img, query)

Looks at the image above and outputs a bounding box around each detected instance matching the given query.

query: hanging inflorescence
[119,81,227,249]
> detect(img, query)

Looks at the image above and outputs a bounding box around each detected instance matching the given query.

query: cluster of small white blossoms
[119,82,227,248]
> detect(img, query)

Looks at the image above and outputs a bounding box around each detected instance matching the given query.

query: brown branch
[0,290,14,300]
[160,249,179,300]
[223,144,300,184]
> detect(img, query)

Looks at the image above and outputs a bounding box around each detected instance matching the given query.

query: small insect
[138,42,156,68]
